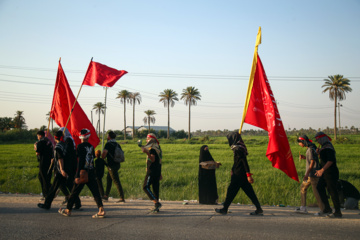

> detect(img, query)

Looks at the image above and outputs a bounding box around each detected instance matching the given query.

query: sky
[0,0,359,133]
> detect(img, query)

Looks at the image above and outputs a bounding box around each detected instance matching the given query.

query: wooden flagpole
[102,87,108,150]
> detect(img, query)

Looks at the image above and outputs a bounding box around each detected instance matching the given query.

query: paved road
[1,194,360,240]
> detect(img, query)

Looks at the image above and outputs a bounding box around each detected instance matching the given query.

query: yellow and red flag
[240,27,299,182]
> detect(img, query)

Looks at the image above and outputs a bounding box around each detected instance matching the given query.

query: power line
[1,65,360,81]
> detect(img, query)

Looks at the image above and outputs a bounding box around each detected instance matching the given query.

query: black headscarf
[297,134,316,148]
[226,132,248,156]
[315,131,335,153]
[199,145,214,163]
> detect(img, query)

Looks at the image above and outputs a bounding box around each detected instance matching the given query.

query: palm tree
[180,86,201,140]
[13,110,25,130]
[129,92,142,139]
[92,102,106,137]
[0,117,14,132]
[46,112,54,132]
[322,74,352,140]
[143,110,156,134]
[159,89,178,139]
[116,90,131,140]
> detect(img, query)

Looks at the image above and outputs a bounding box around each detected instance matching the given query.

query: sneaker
[294,206,308,214]
[327,212,342,218]
[154,202,162,212]
[314,211,324,216]
[116,199,126,203]
[250,208,263,216]
[37,203,50,210]
[215,208,227,215]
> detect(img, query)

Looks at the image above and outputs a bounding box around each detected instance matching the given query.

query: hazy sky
[1,0,359,133]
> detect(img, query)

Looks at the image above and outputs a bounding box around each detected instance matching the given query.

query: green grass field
[0,135,359,207]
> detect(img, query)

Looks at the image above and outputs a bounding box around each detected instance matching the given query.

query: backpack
[113,143,125,163]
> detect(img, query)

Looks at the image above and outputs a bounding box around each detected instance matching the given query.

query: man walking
[102,131,125,203]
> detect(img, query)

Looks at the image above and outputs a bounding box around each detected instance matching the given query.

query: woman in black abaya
[198,145,219,204]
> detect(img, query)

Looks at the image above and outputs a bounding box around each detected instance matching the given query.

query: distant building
[124,126,175,137]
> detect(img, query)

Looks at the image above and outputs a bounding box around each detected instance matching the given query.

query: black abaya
[198,145,218,204]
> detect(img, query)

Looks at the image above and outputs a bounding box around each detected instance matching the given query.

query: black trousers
[44,172,67,208]
[96,176,105,197]
[105,164,124,199]
[143,173,160,201]
[38,168,51,198]
[317,170,341,213]
[58,173,81,208]
[67,170,103,211]
[223,174,261,210]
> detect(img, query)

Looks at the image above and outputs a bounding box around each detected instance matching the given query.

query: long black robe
[198,145,218,204]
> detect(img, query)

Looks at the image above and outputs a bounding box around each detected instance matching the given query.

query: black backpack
[112,143,125,163]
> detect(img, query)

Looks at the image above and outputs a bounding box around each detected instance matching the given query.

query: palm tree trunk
[167,100,170,139]
[188,104,191,140]
[132,102,135,139]
[98,112,101,138]
[334,92,337,140]
[124,103,126,140]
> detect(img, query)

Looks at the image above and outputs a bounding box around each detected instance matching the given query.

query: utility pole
[338,102,342,136]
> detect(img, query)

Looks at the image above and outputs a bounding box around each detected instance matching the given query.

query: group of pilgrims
[35,128,358,219]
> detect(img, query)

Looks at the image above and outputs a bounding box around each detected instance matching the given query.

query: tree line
[0,74,354,142]
[93,86,201,140]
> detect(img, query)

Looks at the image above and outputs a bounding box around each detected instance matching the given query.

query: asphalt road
[1,194,360,240]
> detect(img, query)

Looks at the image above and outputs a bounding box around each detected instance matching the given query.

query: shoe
[116,199,125,203]
[314,211,324,216]
[92,213,105,219]
[37,203,50,210]
[250,209,263,216]
[154,202,162,212]
[327,212,342,218]
[102,196,108,201]
[215,208,227,215]
[294,206,308,214]
[58,208,70,217]
[73,205,83,211]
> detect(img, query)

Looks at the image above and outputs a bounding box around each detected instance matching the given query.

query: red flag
[240,27,298,182]
[50,62,100,148]
[244,55,299,182]
[82,61,127,87]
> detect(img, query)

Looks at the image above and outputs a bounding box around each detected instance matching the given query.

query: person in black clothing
[198,145,220,205]
[315,131,342,218]
[102,131,125,202]
[215,132,263,215]
[38,130,69,209]
[58,129,105,218]
[337,179,360,209]
[58,128,81,209]
[35,130,53,199]
[94,150,107,198]
[141,133,162,212]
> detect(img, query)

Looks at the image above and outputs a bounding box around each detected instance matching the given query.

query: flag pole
[239,27,262,134]
[102,87,108,150]
[47,57,62,137]
[63,57,93,134]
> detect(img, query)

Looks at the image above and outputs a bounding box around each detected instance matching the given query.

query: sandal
[58,208,70,217]
[92,213,105,219]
